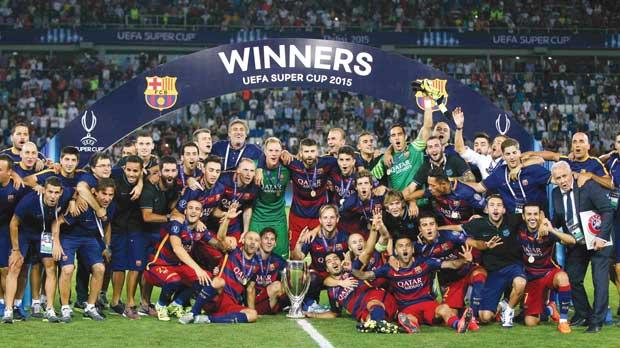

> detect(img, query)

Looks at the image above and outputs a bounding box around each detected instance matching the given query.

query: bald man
[523,132,613,190]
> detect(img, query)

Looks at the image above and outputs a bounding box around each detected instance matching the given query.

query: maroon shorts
[524,268,562,316]
[355,289,397,322]
[254,286,284,315]
[400,300,440,325]
[288,212,319,251]
[441,266,485,309]
[192,240,224,271]
[144,264,208,287]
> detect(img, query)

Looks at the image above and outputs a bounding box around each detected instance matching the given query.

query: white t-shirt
[460,147,503,179]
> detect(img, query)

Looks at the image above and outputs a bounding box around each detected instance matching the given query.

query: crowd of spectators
[0,0,618,31]
[0,51,619,158]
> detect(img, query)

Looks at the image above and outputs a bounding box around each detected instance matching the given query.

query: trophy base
[286,312,306,319]
[286,303,305,319]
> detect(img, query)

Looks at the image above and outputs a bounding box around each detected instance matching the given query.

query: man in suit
[550,161,613,333]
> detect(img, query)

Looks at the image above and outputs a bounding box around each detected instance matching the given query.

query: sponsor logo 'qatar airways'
[218,44,373,76]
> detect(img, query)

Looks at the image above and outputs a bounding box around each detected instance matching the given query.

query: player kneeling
[516,204,575,333]
[144,200,228,321]
[310,252,399,334]
[182,223,261,324]
[353,236,474,334]
[247,228,286,315]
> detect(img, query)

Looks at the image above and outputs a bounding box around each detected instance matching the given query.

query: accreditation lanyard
[304,165,318,191]
[39,194,58,233]
[224,143,246,171]
[504,168,527,201]
[611,158,620,188]
[94,210,104,239]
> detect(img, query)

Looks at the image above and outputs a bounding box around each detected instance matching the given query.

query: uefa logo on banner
[144,76,179,111]
[80,110,98,146]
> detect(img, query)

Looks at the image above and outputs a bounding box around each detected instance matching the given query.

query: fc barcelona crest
[413,78,449,113]
[144,76,179,111]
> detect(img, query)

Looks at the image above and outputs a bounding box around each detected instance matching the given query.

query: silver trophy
[281,260,311,319]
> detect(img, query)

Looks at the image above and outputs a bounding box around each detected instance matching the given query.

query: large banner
[43,38,533,165]
[0,28,615,48]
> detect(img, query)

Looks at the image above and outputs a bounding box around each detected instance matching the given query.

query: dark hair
[337,145,356,158]
[427,167,449,183]
[486,194,503,204]
[95,178,116,192]
[0,154,14,169]
[417,211,437,224]
[60,146,79,158]
[180,142,199,155]
[523,202,541,211]
[501,138,520,152]
[89,153,112,168]
[474,132,491,143]
[426,135,441,143]
[124,155,144,168]
[122,141,136,148]
[300,138,317,148]
[135,130,153,139]
[390,123,406,133]
[356,169,373,184]
[204,155,222,167]
[160,156,177,167]
[325,252,343,261]
[11,122,29,135]
[260,227,277,239]
[44,176,63,189]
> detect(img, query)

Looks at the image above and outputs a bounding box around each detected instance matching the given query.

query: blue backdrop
[42,38,533,165]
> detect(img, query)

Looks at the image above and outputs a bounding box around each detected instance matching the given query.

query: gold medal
[528,255,535,263]
[275,190,281,197]
[242,278,248,286]
[386,168,392,175]
[310,190,317,197]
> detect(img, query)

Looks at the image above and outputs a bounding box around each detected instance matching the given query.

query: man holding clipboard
[550,161,614,333]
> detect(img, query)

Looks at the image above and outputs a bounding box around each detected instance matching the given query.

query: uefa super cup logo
[80,110,98,146]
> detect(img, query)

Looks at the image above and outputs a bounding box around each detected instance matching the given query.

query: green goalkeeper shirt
[371,139,426,192]
[252,164,291,222]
